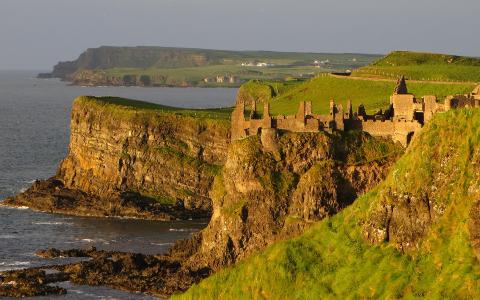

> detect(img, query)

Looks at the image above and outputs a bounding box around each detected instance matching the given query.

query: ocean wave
[0,205,29,210]
[0,234,16,239]
[168,228,198,232]
[0,261,31,271]
[0,261,30,266]
[151,242,173,246]
[80,238,95,243]
[32,221,73,226]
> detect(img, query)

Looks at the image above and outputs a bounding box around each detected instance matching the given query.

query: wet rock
[0,269,67,297]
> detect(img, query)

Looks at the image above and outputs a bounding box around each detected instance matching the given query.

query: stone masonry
[231,76,480,147]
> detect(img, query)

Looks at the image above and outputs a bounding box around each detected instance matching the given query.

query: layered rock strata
[4,97,230,220]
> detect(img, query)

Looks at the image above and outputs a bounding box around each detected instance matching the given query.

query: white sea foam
[15,206,30,210]
[0,234,16,239]
[151,242,173,246]
[7,261,30,266]
[78,238,112,245]
[0,261,31,271]
[32,221,73,226]
[0,205,30,210]
[169,228,197,232]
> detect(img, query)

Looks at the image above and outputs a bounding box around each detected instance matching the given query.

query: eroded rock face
[191,132,400,270]
[5,99,230,219]
[363,189,438,251]
[363,130,480,253]
[2,131,400,297]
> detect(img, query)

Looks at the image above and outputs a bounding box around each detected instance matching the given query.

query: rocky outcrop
[189,132,401,270]
[363,109,480,253]
[1,130,400,298]
[2,92,405,297]
[0,245,208,298]
[70,70,191,87]
[39,46,217,80]
[0,269,67,298]
[5,97,230,220]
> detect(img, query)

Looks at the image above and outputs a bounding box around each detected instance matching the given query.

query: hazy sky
[1,0,479,70]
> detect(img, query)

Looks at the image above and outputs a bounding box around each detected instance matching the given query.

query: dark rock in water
[37,72,54,79]
[4,240,210,298]
[4,178,209,221]
[0,269,67,297]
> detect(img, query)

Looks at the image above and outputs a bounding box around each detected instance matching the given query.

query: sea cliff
[1,95,401,297]
[4,97,231,220]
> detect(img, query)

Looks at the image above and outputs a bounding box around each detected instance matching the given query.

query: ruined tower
[345,100,353,119]
[394,75,408,95]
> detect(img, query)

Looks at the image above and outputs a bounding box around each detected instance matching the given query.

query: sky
[1,0,479,70]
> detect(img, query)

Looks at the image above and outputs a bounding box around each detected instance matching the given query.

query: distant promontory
[38,46,379,87]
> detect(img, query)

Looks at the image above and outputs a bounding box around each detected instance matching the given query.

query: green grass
[58,46,379,85]
[76,46,380,70]
[372,50,480,67]
[264,75,475,115]
[103,65,331,87]
[74,95,233,121]
[141,192,177,205]
[174,108,480,299]
[352,51,480,82]
[156,146,222,176]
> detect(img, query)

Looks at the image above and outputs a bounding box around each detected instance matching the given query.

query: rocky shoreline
[0,241,207,298]
[3,178,211,221]
[0,94,404,298]
[38,70,242,88]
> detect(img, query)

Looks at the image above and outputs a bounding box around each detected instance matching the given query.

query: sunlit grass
[175,109,480,299]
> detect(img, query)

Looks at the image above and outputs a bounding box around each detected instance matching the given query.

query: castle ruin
[231,76,480,146]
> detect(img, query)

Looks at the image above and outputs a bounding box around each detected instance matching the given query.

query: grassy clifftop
[175,108,480,299]
[372,51,480,67]
[42,46,379,87]
[352,51,480,82]
[52,46,378,72]
[74,96,232,123]
[240,76,475,116]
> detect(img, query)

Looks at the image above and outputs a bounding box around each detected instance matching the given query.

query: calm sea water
[0,71,237,299]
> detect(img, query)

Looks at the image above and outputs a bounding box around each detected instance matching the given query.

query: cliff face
[188,131,401,269]
[42,46,223,79]
[6,97,230,219]
[364,108,480,253]
[2,94,404,296]
[69,70,191,87]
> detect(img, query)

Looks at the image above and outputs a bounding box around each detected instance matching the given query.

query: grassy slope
[175,108,480,299]
[266,75,475,115]
[352,51,480,82]
[105,65,327,85]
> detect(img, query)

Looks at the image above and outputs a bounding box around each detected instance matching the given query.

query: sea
[0,71,237,299]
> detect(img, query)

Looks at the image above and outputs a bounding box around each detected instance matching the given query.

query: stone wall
[231,84,480,147]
